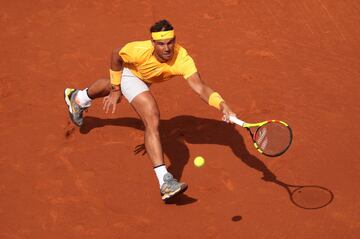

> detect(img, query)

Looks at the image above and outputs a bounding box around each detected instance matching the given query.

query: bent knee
[142,111,160,129]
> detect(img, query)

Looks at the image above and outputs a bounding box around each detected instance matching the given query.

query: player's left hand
[220,102,236,123]
[103,90,122,114]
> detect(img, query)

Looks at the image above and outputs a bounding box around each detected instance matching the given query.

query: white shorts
[121,68,150,103]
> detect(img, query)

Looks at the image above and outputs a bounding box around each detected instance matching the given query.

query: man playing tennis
[64,19,236,201]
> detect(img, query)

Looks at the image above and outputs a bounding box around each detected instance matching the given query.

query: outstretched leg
[130,91,163,167]
[130,91,187,201]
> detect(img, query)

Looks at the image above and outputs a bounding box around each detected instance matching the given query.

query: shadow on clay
[79,115,334,209]
[80,115,276,181]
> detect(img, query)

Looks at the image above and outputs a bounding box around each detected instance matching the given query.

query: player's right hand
[103,90,122,114]
[220,102,236,123]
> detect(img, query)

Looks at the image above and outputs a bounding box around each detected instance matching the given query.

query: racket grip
[229,115,246,127]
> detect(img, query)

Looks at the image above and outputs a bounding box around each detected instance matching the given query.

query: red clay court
[1,0,359,238]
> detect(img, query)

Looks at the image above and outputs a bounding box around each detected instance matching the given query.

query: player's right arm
[186,72,236,122]
[103,48,124,114]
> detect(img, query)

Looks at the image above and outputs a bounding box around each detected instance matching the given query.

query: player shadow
[80,115,334,208]
[80,115,276,182]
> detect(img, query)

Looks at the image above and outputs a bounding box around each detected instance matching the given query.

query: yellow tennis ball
[194,156,205,167]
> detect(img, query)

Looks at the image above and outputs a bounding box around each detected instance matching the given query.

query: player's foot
[160,173,188,202]
[64,88,87,127]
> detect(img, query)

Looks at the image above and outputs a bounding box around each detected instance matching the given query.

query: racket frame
[229,116,293,157]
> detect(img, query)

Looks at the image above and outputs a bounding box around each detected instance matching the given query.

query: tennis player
[64,19,236,201]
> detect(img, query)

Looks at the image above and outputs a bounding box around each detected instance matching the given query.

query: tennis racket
[274,180,334,209]
[229,115,293,157]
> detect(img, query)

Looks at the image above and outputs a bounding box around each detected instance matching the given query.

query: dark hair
[150,19,174,32]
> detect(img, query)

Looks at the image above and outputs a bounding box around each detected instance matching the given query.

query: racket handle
[229,115,246,127]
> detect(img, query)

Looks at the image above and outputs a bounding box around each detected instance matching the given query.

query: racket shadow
[272,179,335,210]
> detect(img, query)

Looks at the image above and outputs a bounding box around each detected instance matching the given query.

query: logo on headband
[152,30,175,40]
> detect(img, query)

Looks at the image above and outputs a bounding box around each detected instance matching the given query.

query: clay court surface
[1,0,360,238]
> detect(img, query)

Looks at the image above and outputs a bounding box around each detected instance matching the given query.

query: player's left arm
[186,72,236,122]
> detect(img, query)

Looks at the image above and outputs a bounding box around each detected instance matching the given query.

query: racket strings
[254,122,292,156]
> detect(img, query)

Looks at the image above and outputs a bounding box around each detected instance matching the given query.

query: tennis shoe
[64,88,87,127]
[160,173,188,202]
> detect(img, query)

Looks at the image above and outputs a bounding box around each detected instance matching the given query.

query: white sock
[75,88,92,107]
[154,164,168,188]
